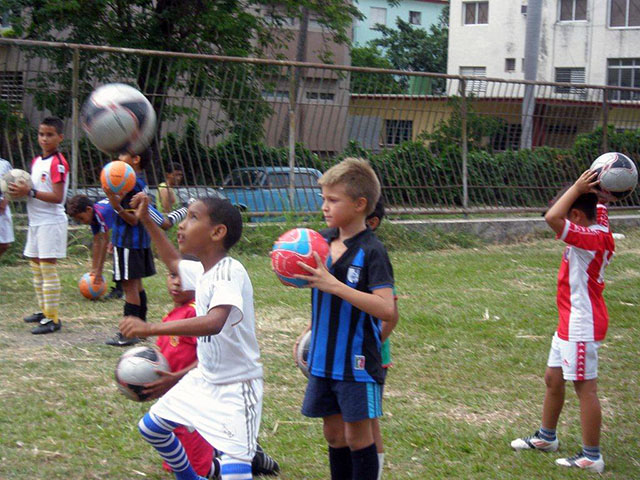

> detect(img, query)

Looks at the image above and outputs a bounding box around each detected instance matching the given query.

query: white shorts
[23,222,68,259]
[547,332,601,381]
[149,368,263,462]
[0,210,13,244]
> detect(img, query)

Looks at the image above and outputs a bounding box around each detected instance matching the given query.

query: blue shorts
[301,375,383,422]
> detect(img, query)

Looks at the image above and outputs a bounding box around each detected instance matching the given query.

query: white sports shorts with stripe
[23,222,67,258]
[113,246,155,281]
[149,367,263,462]
[547,332,601,381]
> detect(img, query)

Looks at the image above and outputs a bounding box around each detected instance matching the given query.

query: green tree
[350,44,403,94]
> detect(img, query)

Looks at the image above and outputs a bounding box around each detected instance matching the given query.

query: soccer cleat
[511,431,559,452]
[104,287,124,300]
[555,452,605,473]
[31,318,62,335]
[24,312,45,323]
[252,443,280,476]
[105,331,140,347]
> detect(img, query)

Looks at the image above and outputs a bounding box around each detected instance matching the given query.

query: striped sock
[29,260,44,312]
[40,261,61,323]
[138,413,204,480]
[539,426,556,441]
[167,207,188,226]
[583,445,600,461]
[219,454,252,480]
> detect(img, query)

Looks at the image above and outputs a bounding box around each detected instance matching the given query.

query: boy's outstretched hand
[130,192,150,222]
[120,315,151,338]
[294,252,340,293]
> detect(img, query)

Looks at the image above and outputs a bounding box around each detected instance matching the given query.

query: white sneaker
[555,452,605,473]
[511,430,559,452]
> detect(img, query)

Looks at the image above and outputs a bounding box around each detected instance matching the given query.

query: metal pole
[601,90,609,154]
[288,67,296,210]
[521,0,543,150]
[71,48,79,195]
[460,79,468,211]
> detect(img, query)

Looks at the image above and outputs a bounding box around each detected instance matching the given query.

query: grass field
[0,225,639,479]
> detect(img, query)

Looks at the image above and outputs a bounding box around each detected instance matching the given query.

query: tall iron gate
[1,38,639,215]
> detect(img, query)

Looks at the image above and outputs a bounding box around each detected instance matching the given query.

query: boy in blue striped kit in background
[292,158,396,480]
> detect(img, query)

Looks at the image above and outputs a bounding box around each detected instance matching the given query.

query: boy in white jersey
[120,193,262,480]
[8,117,69,334]
[511,170,615,473]
[0,158,15,259]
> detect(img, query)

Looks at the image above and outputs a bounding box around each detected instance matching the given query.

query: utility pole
[520,0,543,150]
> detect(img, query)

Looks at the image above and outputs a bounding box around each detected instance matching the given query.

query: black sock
[114,280,123,292]
[329,446,352,480]
[139,290,147,322]
[123,302,142,319]
[351,443,378,480]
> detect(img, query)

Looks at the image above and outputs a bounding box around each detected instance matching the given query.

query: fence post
[71,48,79,195]
[601,89,609,154]
[288,66,297,210]
[459,78,469,211]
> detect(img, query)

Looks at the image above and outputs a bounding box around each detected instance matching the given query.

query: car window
[267,173,290,188]
[223,170,261,187]
[294,173,319,188]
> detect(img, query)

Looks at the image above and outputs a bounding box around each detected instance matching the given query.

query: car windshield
[223,170,263,188]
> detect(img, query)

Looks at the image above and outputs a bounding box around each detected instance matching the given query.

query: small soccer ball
[114,346,170,402]
[296,330,311,378]
[81,83,157,155]
[271,228,330,287]
[78,273,106,300]
[100,160,136,195]
[0,168,32,201]
[590,152,638,201]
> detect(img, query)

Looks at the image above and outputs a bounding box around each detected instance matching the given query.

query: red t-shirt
[157,302,214,477]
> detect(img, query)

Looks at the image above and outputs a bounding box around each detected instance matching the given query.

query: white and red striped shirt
[556,208,615,342]
[27,152,69,226]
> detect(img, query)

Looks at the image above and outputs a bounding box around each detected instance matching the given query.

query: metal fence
[1,37,640,216]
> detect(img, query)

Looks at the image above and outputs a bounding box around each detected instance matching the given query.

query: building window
[370,7,387,28]
[0,72,24,108]
[555,67,586,96]
[607,58,640,100]
[305,91,335,102]
[610,0,640,27]
[409,11,422,25]
[385,120,412,145]
[560,0,587,21]
[505,58,516,72]
[460,66,487,93]
[464,2,489,25]
[262,89,289,100]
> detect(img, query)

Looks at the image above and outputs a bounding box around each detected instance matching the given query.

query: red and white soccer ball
[114,346,170,402]
[590,152,638,201]
[271,228,330,288]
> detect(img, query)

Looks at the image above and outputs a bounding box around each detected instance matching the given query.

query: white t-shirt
[178,257,263,384]
[27,153,69,226]
[0,159,12,219]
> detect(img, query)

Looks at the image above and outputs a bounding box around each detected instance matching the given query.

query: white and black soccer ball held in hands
[114,346,170,402]
[590,152,638,201]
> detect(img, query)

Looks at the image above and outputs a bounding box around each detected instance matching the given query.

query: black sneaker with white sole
[31,318,62,334]
[105,331,141,346]
[252,443,280,476]
[24,312,46,323]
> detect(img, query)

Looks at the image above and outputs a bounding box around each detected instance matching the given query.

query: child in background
[511,170,614,473]
[9,117,69,334]
[0,157,14,259]
[157,162,184,213]
[293,158,396,480]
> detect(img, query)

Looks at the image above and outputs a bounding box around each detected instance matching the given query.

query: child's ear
[210,224,228,243]
[355,197,367,213]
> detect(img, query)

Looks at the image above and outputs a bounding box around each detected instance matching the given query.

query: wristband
[29,188,37,199]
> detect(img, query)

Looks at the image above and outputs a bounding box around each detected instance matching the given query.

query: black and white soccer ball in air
[114,346,169,402]
[81,83,156,155]
[590,152,638,201]
[296,330,311,379]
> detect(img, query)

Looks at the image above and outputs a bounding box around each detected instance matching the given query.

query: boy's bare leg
[122,278,141,306]
[574,379,601,447]
[542,367,565,430]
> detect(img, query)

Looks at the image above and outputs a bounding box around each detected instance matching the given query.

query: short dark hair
[41,116,64,134]
[366,197,385,223]
[199,197,243,250]
[571,193,597,221]
[168,162,183,173]
[136,148,152,170]
[66,195,94,216]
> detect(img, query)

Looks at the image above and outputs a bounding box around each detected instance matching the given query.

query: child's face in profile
[168,170,184,186]
[177,200,221,256]
[72,206,94,225]
[366,215,381,231]
[167,271,194,305]
[38,124,63,157]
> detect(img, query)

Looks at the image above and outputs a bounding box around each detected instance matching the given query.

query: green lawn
[0,229,639,479]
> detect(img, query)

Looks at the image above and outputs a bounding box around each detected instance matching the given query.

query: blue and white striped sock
[583,445,600,461]
[220,454,252,480]
[138,412,205,480]
[539,426,556,441]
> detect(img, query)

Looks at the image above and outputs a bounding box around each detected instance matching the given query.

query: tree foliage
[349,44,403,94]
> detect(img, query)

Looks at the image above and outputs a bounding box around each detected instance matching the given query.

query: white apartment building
[447,0,640,98]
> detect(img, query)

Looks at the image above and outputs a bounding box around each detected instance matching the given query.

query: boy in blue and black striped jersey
[293,158,396,480]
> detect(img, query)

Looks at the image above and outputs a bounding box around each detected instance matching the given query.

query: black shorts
[113,246,156,281]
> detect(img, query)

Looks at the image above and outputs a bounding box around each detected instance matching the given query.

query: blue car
[220,166,323,221]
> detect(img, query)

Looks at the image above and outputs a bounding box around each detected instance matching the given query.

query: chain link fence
[1,38,639,217]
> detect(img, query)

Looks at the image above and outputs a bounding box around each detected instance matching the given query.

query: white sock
[377,452,385,480]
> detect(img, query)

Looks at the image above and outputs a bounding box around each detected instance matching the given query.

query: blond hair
[319,157,381,215]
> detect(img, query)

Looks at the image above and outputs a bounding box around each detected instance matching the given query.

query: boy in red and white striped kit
[511,170,614,473]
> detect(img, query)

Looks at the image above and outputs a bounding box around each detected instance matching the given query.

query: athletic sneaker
[104,287,124,300]
[555,452,605,473]
[31,318,62,335]
[511,430,559,452]
[252,443,280,476]
[24,312,45,323]
[105,331,140,346]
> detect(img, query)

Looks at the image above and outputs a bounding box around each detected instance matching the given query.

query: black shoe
[252,444,280,476]
[24,312,45,323]
[105,331,140,346]
[104,287,123,300]
[31,318,62,334]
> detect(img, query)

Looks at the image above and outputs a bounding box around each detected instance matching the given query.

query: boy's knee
[544,368,564,391]
[323,423,346,447]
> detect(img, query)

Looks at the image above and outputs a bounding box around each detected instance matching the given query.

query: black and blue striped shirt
[308,227,394,384]
[112,176,152,249]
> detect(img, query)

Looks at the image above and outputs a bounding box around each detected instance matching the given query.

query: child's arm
[9,181,65,204]
[142,360,198,400]
[90,231,110,283]
[381,294,399,342]
[545,169,599,236]
[296,253,396,322]
[0,197,7,214]
[120,304,232,338]
[105,191,139,226]
[130,192,181,272]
